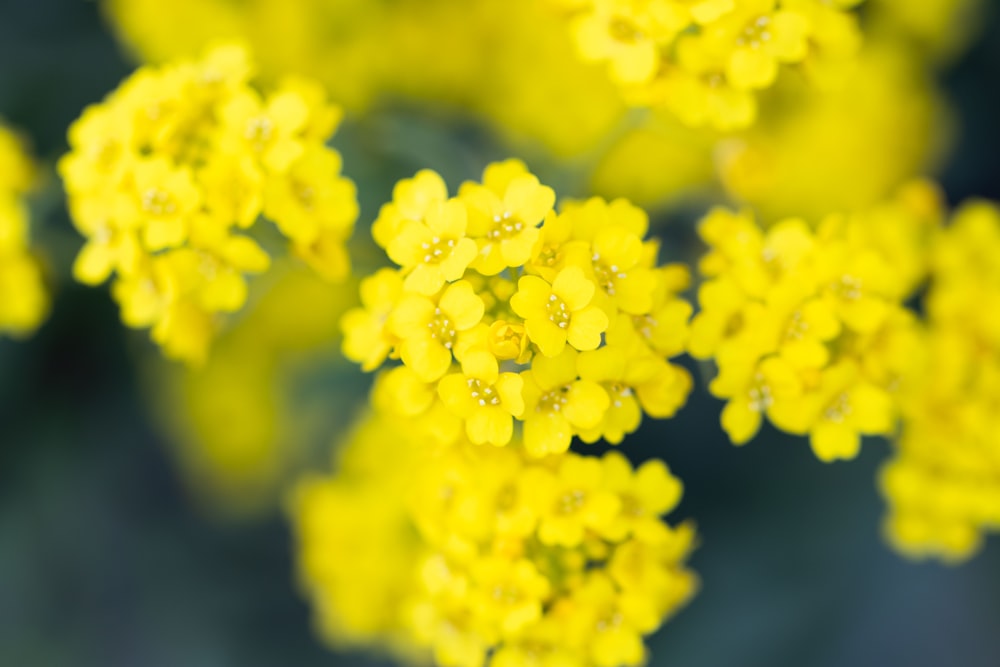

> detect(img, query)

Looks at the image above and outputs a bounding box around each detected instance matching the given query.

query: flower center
[824,392,852,423]
[491,583,524,605]
[748,373,773,412]
[785,310,810,341]
[428,308,458,348]
[467,377,501,406]
[608,16,642,44]
[593,252,626,296]
[420,235,457,264]
[488,212,525,240]
[608,382,633,408]
[737,15,772,49]
[245,115,274,147]
[141,188,177,216]
[834,275,864,300]
[538,386,570,414]
[556,489,586,515]
[546,294,571,329]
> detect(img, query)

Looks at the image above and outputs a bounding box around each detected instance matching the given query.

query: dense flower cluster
[0,123,49,337]
[689,181,942,461]
[881,201,1000,562]
[292,407,697,667]
[342,160,693,455]
[550,0,866,129]
[60,45,358,363]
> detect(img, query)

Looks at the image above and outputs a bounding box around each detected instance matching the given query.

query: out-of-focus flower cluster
[0,123,48,337]
[292,407,697,667]
[689,181,942,461]
[549,0,866,130]
[149,261,358,515]
[881,202,1000,562]
[342,160,693,455]
[60,45,357,363]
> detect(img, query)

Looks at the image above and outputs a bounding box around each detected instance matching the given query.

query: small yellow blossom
[391,280,486,382]
[511,267,610,357]
[438,350,525,446]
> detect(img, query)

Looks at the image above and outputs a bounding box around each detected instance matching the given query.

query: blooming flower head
[60,44,358,363]
[291,410,697,667]
[343,160,693,453]
[691,182,939,460]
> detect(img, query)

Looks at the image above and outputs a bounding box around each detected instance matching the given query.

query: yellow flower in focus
[510,267,610,358]
[388,200,479,296]
[345,162,693,457]
[438,350,525,446]
[390,281,486,382]
[520,349,610,457]
[462,169,554,276]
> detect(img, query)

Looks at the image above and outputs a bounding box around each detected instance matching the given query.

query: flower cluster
[292,407,697,667]
[551,0,866,129]
[342,160,693,456]
[689,181,942,461]
[880,200,1000,562]
[0,123,49,337]
[60,44,358,363]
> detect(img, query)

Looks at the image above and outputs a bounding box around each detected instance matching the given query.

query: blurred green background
[2,1,1000,666]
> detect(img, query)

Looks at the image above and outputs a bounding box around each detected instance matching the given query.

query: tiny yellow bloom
[438,350,524,446]
[390,280,486,382]
[511,266,609,357]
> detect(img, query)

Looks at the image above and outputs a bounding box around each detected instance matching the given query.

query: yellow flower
[372,168,449,251]
[571,3,664,85]
[600,452,684,542]
[712,354,802,444]
[511,266,609,357]
[438,350,525,446]
[220,89,309,173]
[520,349,610,457]
[469,557,551,638]
[529,454,621,547]
[0,124,48,337]
[390,280,486,382]
[462,172,554,276]
[263,145,358,245]
[562,573,653,667]
[341,268,404,372]
[701,0,810,91]
[388,199,479,296]
[117,157,201,251]
[772,361,895,461]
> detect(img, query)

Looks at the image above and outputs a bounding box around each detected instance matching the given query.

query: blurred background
[1,0,1000,665]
